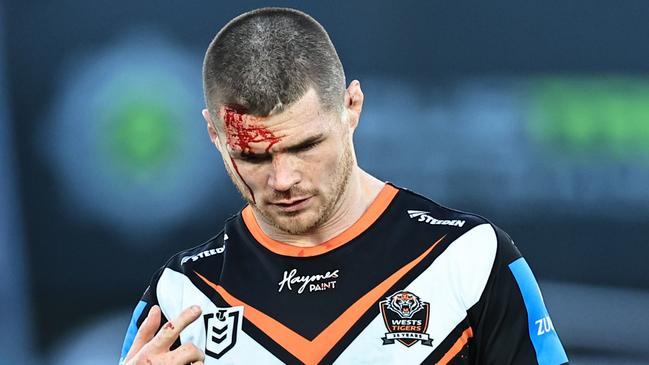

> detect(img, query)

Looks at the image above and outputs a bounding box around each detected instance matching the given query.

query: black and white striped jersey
[120,183,568,364]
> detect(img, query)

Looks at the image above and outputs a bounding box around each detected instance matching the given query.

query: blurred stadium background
[2,1,649,364]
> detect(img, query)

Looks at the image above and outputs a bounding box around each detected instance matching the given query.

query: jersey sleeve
[118,267,174,365]
[468,225,569,365]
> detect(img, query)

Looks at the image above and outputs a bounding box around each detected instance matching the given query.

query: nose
[267,154,300,192]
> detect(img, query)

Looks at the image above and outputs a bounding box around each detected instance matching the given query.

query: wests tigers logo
[386,291,424,318]
[379,290,433,347]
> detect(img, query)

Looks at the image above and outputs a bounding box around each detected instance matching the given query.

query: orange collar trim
[241,184,399,257]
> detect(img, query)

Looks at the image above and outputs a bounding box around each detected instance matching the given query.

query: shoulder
[392,183,518,266]
[144,230,226,293]
[164,230,229,273]
[391,183,492,230]
[149,213,239,293]
[167,211,242,267]
[146,218,238,316]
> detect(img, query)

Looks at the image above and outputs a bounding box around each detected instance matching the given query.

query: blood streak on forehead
[222,106,281,153]
[220,105,284,205]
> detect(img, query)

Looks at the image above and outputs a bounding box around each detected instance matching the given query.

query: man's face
[209,88,356,235]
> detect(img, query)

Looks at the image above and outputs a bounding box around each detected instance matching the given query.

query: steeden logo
[277,268,339,294]
[181,246,224,264]
[181,234,228,264]
[407,210,466,227]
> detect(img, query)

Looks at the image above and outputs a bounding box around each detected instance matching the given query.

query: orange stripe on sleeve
[436,327,474,365]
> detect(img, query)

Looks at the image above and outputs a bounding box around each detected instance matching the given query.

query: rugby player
[120,7,569,365]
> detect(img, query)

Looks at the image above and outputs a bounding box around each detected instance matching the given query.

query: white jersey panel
[156,268,282,364]
[335,224,497,364]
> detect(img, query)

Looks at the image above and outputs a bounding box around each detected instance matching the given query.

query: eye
[297,140,321,153]
[239,152,271,164]
[284,135,326,155]
[305,142,319,150]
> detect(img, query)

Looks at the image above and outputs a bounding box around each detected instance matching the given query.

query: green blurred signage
[530,77,649,158]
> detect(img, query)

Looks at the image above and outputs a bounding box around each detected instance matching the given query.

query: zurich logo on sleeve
[509,258,569,365]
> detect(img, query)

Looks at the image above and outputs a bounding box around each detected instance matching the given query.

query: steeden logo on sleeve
[407,210,466,227]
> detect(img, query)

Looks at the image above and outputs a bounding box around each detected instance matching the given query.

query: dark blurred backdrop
[1,1,649,364]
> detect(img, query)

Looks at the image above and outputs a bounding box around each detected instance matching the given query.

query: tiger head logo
[386,290,423,319]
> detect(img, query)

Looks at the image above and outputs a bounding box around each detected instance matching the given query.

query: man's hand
[123,305,205,365]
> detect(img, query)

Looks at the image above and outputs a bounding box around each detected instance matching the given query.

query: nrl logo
[203,306,243,359]
[379,290,433,347]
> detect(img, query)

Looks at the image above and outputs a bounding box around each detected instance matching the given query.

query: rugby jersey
[120,183,568,364]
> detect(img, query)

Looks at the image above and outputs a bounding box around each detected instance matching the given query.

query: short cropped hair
[203,7,346,119]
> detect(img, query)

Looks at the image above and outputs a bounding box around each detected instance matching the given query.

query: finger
[124,305,161,361]
[167,343,205,364]
[192,362,205,365]
[152,305,202,349]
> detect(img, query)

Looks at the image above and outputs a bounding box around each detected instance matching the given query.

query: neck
[252,168,385,247]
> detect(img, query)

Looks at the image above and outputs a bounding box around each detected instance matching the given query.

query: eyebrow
[232,133,325,159]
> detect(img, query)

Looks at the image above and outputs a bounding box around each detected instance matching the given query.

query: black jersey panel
[467,224,568,365]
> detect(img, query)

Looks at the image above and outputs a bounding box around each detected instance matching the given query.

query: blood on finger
[163,322,175,330]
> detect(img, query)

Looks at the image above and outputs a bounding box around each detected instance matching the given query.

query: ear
[343,80,364,129]
[202,108,222,152]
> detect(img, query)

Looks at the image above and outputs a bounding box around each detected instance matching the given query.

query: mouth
[270,197,312,213]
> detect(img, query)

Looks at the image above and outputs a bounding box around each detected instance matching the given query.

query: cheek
[235,163,269,185]
[309,145,345,182]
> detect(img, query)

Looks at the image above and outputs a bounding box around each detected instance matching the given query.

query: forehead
[217,88,337,152]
